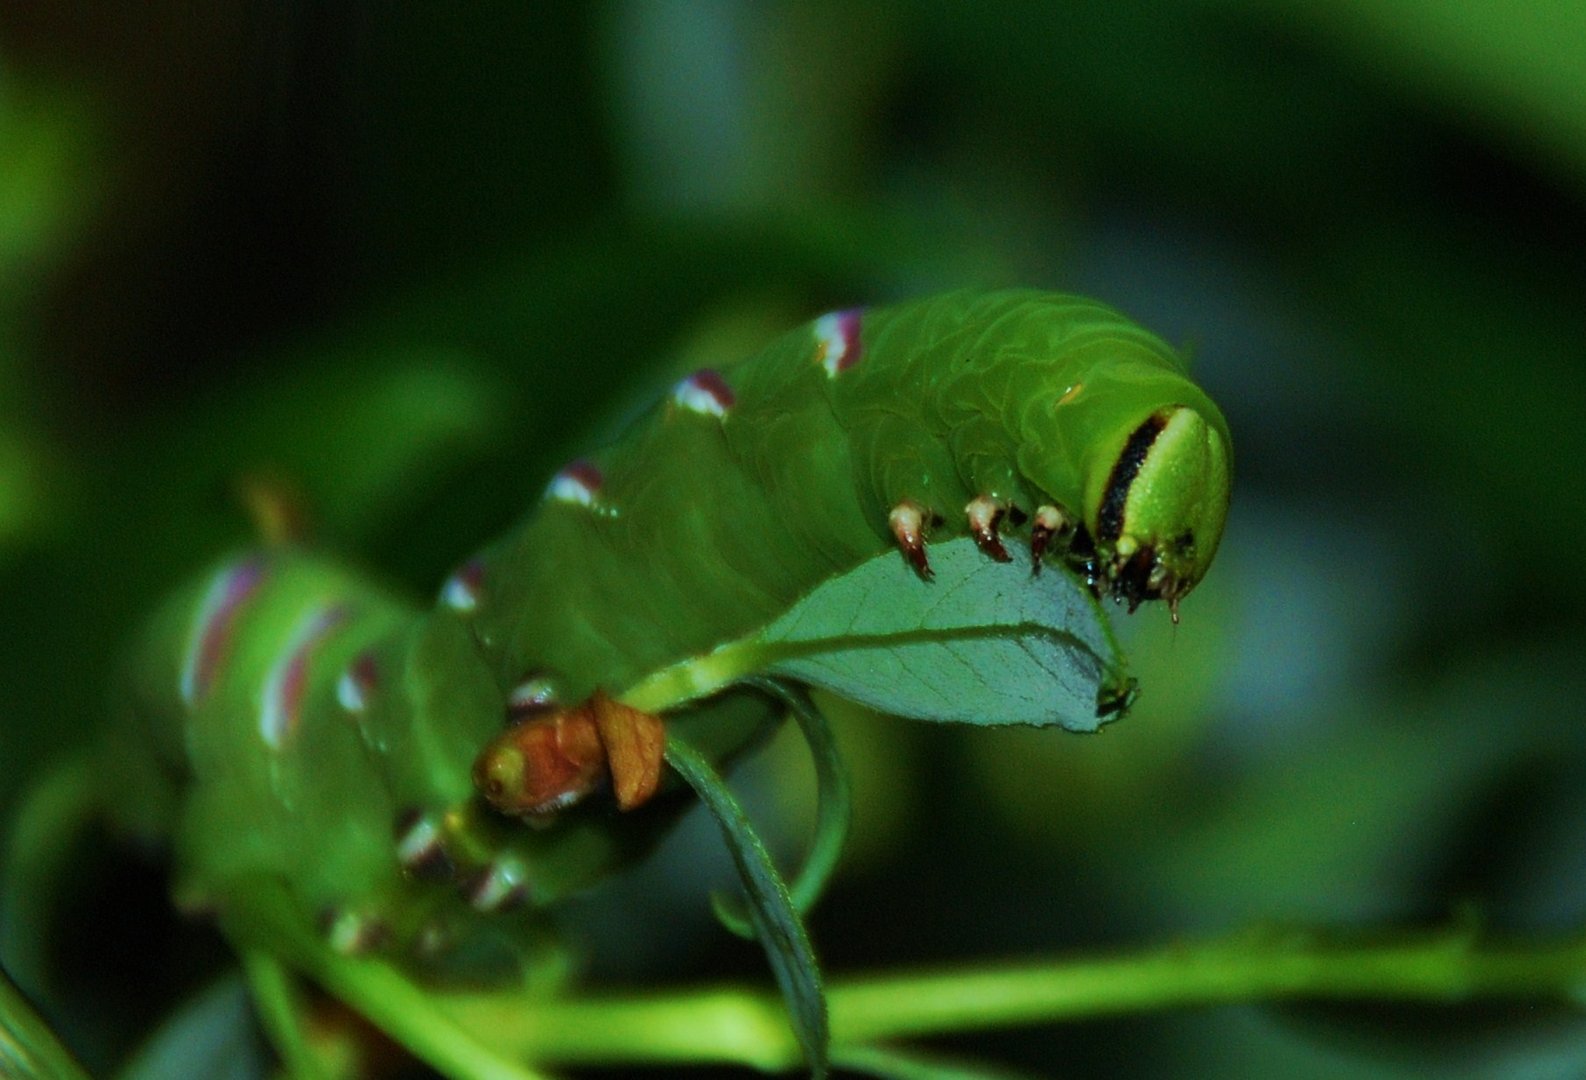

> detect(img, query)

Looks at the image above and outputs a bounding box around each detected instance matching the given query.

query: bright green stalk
[438,922,1586,1071]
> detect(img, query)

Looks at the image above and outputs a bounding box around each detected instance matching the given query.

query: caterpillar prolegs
[110,288,1230,971]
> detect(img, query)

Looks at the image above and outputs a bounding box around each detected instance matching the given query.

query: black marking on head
[1111,547,1157,612]
[1095,413,1168,545]
[1096,676,1139,719]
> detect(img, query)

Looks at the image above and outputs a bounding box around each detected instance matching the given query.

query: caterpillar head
[1003,313,1231,619]
[1086,404,1231,618]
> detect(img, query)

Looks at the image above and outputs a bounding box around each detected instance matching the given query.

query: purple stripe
[181,557,267,707]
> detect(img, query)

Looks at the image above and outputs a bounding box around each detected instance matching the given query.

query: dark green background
[3,3,1584,1076]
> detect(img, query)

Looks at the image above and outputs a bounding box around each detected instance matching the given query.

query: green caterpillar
[106,288,1230,977]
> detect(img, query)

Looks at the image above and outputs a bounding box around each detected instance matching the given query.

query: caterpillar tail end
[473,692,665,818]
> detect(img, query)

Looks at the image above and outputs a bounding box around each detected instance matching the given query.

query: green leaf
[663,734,829,1078]
[625,538,1132,731]
[760,538,1129,729]
[711,679,852,940]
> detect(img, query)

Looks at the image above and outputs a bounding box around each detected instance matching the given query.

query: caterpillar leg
[963,495,1012,562]
[949,417,1042,568]
[886,500,933,578]
[1028,503,1069,572]
[849,413,964,579]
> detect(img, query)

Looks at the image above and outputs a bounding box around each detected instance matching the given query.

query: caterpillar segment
[119,551,694,967]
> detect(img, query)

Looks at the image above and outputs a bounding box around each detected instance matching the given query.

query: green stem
[241,950,331,1080]
[221,881,555,1080]
[441,923,1586,1071]
[0,963,91,1080]
[620,639,769,713]
[711,679,852,939]
[825,925,1586,1041]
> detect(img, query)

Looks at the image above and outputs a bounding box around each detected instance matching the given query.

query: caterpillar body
[108,289,1231,970]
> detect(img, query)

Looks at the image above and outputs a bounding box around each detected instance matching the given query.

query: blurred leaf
[111,348,504,557]
[0,754,98,996]
[912,0,1388,213]
[0,77,101,299]
[330,4,618,292]
[112,975,264,1080]
[0,426,60,549]
[1305,217,1586,595]
[600,1,900,212]
[1137,635,1586,929]
[1254,0,1586,187]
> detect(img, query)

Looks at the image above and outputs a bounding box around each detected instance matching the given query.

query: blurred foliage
[3,1,1586,1077]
